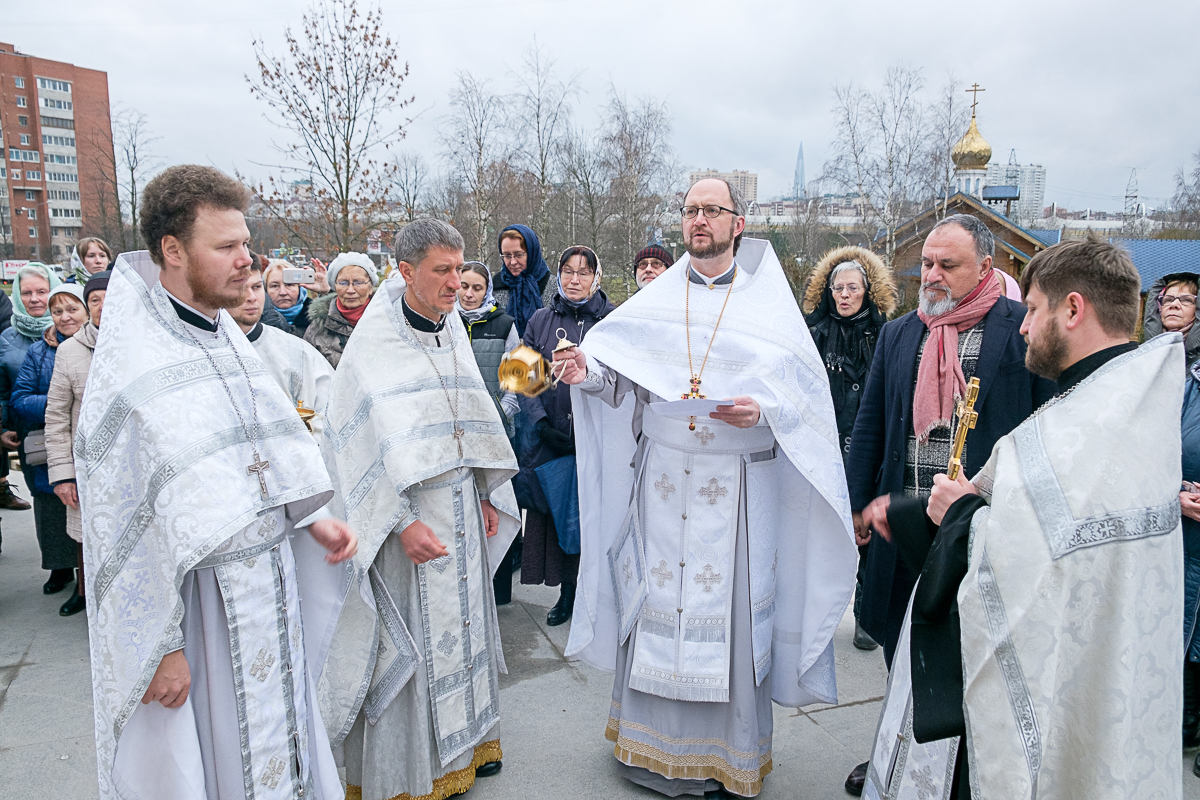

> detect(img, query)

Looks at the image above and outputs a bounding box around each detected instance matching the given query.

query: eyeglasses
[680,205,738,220]
[501,251,527,262]
[335,279,372,289]
[831,284,864,295]
[560,268,596,280]
[1160,293,1197,308]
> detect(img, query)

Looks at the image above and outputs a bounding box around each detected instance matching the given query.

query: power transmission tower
[1123,169,1141,229]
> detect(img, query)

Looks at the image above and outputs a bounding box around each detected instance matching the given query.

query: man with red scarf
[840,214,1055,796]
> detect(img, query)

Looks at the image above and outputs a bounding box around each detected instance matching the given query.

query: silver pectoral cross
[247,452,271,500]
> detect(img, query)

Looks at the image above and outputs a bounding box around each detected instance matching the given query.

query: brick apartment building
[0,42,115,262]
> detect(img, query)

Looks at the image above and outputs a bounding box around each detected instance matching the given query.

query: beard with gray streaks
[918,282,958,317]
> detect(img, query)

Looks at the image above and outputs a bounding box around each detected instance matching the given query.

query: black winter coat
[806,301,886,466]
[520,290,615,469]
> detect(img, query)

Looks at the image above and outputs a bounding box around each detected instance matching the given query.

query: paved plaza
[1,468,1197,799]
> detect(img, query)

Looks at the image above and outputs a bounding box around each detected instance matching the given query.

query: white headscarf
[556,246,603,307]
[455,262,496,323]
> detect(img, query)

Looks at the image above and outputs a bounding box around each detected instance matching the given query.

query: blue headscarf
[277,286,308,324]
[497,224,549,336]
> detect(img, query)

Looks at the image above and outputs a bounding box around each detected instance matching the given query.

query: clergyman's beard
[187,263,245,310]
[918,282,958,317]
[1025,316,1070,380]
[685,228,734,260]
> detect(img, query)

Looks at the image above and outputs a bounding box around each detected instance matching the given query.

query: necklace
[181,314,272,501]
[403,304,465,457]
[683,266,737,429]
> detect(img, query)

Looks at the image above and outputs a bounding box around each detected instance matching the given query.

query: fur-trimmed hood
[802,246,897,317]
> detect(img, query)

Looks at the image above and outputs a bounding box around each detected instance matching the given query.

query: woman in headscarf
[518,246,615,626]
[457,261,522,604]
[0,264,62,529]
[68,237,113,284]
[492,224,550,337]
[11,283,87,599]
[304,252,378,367]
[803,245,896,652]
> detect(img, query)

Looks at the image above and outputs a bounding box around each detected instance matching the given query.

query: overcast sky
[8,0,1198,212]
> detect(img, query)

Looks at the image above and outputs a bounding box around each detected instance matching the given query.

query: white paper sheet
[649,399,725,419]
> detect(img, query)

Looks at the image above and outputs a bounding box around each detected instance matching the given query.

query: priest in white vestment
[556,178,858,797]
[318,219,521,800]
[229,260,334,438]
[80,166,356,800]
[860,238,1184,800]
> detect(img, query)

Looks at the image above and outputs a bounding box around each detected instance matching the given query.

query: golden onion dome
[951,116,992,171]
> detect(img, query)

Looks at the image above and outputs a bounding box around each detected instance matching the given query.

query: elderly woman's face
[50,295,87,337]
[20,274,51,317]
[458,272,488,311]
[560,254,594,302]
[831,270,866,317]
[265,270,301,309]
[1161,281,1198,332]
[335,265,373,310]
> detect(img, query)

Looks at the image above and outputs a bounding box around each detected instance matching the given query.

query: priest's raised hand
[552,344,587,385]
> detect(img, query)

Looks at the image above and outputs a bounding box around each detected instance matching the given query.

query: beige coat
[46,321,97,542]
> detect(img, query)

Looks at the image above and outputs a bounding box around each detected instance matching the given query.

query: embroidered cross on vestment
[651,560,674,588]
[249,648,275,682]
[655,474,676,500]
[698,478,728,505]
[261,757,286,789]
[694,564,723,592]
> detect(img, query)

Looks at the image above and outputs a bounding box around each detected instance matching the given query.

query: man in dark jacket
[841,214,1055,796]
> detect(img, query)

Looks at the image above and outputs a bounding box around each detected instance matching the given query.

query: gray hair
[17,265,51,286]
[830,260,867,285]
[394,218,465,268]
[930,213,994,263]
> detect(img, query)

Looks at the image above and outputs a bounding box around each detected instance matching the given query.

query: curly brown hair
[139,165,249,265]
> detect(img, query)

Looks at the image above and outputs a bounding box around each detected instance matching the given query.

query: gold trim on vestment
[605,716,771,796]
[345,739,502,800]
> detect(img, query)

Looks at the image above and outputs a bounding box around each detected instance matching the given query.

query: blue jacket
[11,331,65,493]
[0,323,36,430]
[845,297,1056,649]
[1182,371,1200,662]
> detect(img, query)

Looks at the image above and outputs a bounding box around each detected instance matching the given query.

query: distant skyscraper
[793,143,805,200]
[985,160,1046,221]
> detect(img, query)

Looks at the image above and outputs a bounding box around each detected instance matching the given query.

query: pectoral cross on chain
[247,452,271,501]
[453,425,465,457]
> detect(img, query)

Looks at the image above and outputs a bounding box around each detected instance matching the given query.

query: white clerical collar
[162,287,221,337]
[688,260,738,289]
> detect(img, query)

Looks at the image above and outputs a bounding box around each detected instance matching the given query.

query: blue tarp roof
[1110,238,1200,291]
[1028,229,1062,246]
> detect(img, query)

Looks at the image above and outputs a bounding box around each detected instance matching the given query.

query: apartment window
[14,77,24,88]
[10,171,19,181]
[0,167,5,178]
[42,135,75,147]
[28,227,36,238]
[15,96,26,108]
[37,78,71,93]
[19,135,30,146]
[40,116,73,130]
[51,208,80,218]
[46,154,75,165]
[17,116,28,127]
[24,190,34,201]
[47,189,79,201]
[40,98,72,111]
[46,172,76,183]
[27,209,36,220]
[25,171,40,180]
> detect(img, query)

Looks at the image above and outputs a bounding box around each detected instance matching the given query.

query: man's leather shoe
[0,483,31,511]
[43,574,71,595]
[853,622,879,651]
[475,760,502,778]
[546,585,575,627]
[1194,750,1200,779]
[60,593,85,616]
[844,761,868,796]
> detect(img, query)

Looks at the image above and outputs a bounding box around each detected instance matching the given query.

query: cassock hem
[605,717,771,797]
[345,739,502,800]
